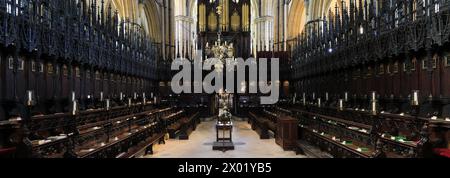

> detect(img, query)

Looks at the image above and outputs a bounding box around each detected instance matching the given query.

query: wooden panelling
[5,56,15,100]
[442,53,450,98]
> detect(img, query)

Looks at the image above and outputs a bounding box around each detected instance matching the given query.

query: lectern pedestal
[213,122,234,151]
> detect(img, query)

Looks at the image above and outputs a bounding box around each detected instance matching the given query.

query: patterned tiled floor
[144,118,307,158]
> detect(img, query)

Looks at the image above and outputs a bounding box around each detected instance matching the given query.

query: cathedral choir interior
[1,0,450,159]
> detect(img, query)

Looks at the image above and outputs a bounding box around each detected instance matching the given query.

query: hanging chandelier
[205,0,235,63]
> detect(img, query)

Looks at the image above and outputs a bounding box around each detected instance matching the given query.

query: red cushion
[433,148,450,158]
[0,147,16,155]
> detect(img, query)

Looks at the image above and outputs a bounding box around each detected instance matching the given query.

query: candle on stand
[100,92,104,101]
[72,100,77,116]
[318,98,321,108]
[412,90,419,106]
[312,93,316,100]
[370,91,377,114]
[27,90,33,106]
[345,92,349,102]
[143,93,146,104]
[339,99,344,111]
[128,98,132,107]
[134,92,137,100]
[72,91,76,102]
[303,93,306,105]
[106,99,110,111]
[326,92,329,101]
[372,101,377,115]
[120,92,123,101]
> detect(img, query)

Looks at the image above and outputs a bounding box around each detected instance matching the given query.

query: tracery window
[40,3,51,25]
[6,0,23,16]
[435,1,440,13]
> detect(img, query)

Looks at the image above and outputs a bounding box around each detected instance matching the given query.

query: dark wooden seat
[163,110,185,139]
[179,112,200,140]
[286,105,447,158]
[0,105,5,121]
[117,133,166,158]
[168,122,182,139]
[248,112,270,139]
[296,140,333,158]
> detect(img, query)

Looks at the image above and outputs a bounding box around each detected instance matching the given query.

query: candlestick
[128,98,132,107]
[143,93,146,104]
[326,92,329,101]
[344,92,349,102]
[371,91,376,101]
[72,100,77,116]
[312,93,316,100]
[106,99,110,111]
[120,92,123,101]
[339,99,344,111]
[412,90,419,106]
[27,90,33,106]
[72,91,76,102]
[318,98,321,108]
[134,92,137,100]
[372,101,377,115]
[100,92,104,101]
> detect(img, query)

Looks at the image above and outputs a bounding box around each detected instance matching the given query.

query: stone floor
[144,118,307,158]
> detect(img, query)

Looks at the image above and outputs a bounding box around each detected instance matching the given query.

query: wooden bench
[168,122,183,139]
[288,105,442,158]
[117,133,166,158]
[296,140,333,158]
[163,110,185,139]
[179,112,200,140]
[27,107,172,158]
[248,112,270,139]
